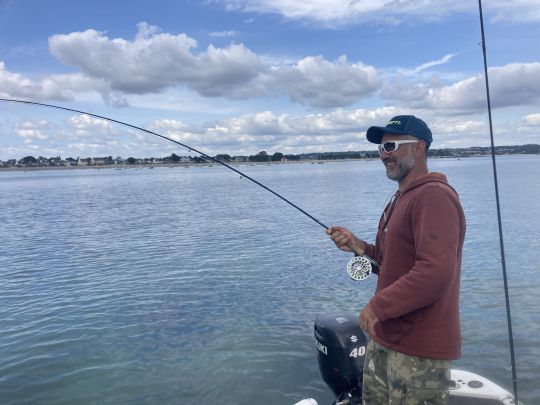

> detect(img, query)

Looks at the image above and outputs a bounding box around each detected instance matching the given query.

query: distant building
[48,156,63,166]
[94,156,113,165]
[37,156,49,166]
[77,157,93,166]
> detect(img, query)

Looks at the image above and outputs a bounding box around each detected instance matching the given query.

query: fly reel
[346,255,373,281]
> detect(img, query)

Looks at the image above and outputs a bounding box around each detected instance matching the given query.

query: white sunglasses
[378,139,418,154]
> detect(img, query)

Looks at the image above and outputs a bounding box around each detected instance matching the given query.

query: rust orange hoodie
[363,172,466,360]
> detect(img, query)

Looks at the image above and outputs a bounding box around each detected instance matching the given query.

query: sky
[1,0,540,160]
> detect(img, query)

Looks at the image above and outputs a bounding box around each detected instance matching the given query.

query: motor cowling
[314,313,368,402]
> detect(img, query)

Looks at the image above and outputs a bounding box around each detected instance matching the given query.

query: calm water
[1,156,539,404]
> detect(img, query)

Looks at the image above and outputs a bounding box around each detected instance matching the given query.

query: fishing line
[477,1,519,402]
[286,212,345,270]
[0,97,378,279]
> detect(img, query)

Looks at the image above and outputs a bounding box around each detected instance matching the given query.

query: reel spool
[346,255,372,281]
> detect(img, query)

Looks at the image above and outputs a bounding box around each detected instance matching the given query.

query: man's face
[379,134,417,182]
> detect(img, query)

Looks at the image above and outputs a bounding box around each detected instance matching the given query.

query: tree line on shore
[3,144,538,168]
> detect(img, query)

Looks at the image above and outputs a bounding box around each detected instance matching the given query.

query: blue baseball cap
[366,115,432,149]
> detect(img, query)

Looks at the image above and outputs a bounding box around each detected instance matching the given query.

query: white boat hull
[449,369,519,404]
[294,369,520,405]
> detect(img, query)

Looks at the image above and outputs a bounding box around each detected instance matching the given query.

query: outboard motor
[314,313,368,405]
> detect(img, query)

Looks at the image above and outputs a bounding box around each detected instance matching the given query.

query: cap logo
[388,120,401,126]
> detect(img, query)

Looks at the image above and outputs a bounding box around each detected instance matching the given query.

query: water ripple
[1,158,539,404]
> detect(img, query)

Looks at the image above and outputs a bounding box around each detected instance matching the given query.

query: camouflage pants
[362,339,450,405]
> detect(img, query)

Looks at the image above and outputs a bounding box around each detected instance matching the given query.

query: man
[327,115,466,404]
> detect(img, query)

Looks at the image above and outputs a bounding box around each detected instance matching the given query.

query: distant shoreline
[0,159,348,172]
[1,154,538,173]
[2,144,537,172]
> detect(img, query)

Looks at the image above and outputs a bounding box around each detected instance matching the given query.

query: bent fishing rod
[0,97,377,280]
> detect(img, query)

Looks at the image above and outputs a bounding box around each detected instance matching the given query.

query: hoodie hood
[401,172,455,195]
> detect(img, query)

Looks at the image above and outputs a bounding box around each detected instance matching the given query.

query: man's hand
[359,303,378,337]
[326,226,366,256]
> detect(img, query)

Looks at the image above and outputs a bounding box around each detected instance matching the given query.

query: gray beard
[384,153,415,182]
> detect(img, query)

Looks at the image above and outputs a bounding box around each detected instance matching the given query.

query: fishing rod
[1,98,325,225]
[477,1,519,403]
[0,97,378,280]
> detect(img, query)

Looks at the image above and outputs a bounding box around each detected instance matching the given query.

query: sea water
[0,155,538,404]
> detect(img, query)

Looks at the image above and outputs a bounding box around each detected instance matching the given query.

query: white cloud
[0,60,119,104]
[46,23,379,108]
[488,0,540,23]
[380,74,435,103]
[6,115,163,159]
[3,103,534,160]
[15,120,51,140]
[0,61,71,101]
[431,119,487,135]
[264,55,379,108]
[380,62,540,113]
[148,119,206,145]
[217,0,540,24]
[139,107,515,153]
[522,113,540,126]
[10,115,125,158]
[209,30,237,37]
[66,114,117,137]
[409,54,457,75]
[138,106,399,155]
[48,23,262,96]
[220,0,390,23]
[421,62,540,111]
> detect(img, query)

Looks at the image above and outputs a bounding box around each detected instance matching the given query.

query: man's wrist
[352,241,366,256]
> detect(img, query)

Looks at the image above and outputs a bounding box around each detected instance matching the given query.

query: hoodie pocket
[375,317,413,344]
[376,309,425,344]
